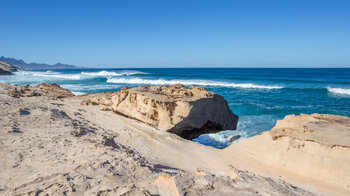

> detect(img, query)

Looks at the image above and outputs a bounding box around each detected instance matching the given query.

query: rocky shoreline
[0,62,19,75]
[0,82,349,195]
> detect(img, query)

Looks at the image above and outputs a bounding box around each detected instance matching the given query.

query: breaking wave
[81,70,147,77]
[15,71,81,80]
[327,87,350,95]
[106,78,283,89]
[13,70,147,80]
[61,84,122,91]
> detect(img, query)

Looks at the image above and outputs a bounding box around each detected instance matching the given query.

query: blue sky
[0,0,349,68]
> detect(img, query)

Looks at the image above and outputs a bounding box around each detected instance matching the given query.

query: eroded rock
[36,83,74,98]
[82,84,238,139]
[270,113,350,147]
[6,83,73,99]
[226,113,350,196]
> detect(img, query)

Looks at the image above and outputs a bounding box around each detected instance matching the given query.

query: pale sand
[0,82,344,195]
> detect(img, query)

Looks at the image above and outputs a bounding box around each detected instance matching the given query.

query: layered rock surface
[81,84,238,139]
[36,83,75,98]
[226,113,350,196]
[6,83,74,98]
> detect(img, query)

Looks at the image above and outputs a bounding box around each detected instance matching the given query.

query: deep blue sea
[1,68,350,148]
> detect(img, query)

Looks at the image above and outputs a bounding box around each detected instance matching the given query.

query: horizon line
[74,66,350,69]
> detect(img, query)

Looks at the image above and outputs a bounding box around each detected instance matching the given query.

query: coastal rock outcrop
[36,83,74,98]
[0,61,18,75]
[226,113,350,196]
[6,83,74,98]
[82,84,238,139]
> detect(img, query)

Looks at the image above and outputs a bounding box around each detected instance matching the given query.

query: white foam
[327,87,350,95]
[13,70,147,80]
[61,84,121,91]
[81,70,146,77]
[15,70,60,75]
[106,78,283,89]
[71,91,85,96]
[35,73,82,79]
[208,130,249,143]
[192,129,249,149]
[15,71,82,80]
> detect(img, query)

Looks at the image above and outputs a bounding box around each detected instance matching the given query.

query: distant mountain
[0,56,81,69]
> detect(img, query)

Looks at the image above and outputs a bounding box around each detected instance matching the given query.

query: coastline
[3,68,350,149]
[0,82,349,195]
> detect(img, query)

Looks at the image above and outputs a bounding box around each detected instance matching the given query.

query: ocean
[1,68,350,148]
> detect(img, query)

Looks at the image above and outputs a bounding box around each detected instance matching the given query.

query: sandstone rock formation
[7,83,74,98]
[0,61,18,75]
[82,84,238,139]
[226,113,350,196]
[36,83,75,98]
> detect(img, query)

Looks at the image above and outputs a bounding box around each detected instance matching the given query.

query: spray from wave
[106,77,283,89]
[71,91,85,96]
[193,130,249,149]
[81,70,147,77]
[15,71,82,80]
[14,70,147,80]
[61,84,122,91]
[193,115,278,148]
[327,87,350,95]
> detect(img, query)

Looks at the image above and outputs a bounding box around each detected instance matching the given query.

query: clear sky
[1,0,349,68]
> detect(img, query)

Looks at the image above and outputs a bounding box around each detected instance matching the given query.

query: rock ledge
[82,84,238,139]
[227,113,350,196]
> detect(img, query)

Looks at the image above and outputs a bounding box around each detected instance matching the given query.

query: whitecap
[106,78,283,89]
[35,73,82,80]
[14,70,81,80]
[12,70,146,80]
[327,87,350,95]
[61,84,121,91]
[81,70,147,77]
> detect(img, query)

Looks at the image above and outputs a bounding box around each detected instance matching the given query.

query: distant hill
[0,56,80,69]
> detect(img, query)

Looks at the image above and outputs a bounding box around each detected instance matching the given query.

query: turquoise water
[1,68,350,148]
